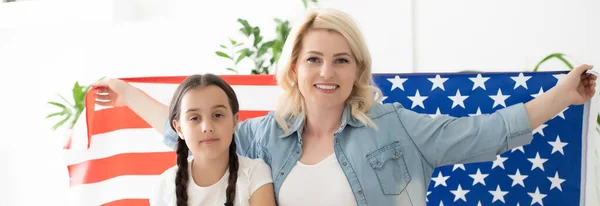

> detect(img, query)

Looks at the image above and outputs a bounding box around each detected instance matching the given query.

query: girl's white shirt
[149,154,273,206]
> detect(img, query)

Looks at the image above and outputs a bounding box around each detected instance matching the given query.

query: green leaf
[220,44,227,49]
[252,27,262,47]
[533,53,574,72]
[237,48,250,54]
[216,51,233,60]
[58,94,74,107]
[302,0,308,8]
[229,38,237,46]
[458,70,481,73]
[226,68,238,73]
[235,53,247,65]
[238,19,253,37]
[52,113,71,130]
[597,114,599,126]
[48,101,66,109]
[257,41,274,57]
[46,112,65,119]
[237,48,254,57]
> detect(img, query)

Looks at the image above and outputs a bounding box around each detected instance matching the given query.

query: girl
[147,74,276,206]
[94,8,596,206]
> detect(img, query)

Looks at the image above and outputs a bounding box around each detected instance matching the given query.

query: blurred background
[0,0,598,205]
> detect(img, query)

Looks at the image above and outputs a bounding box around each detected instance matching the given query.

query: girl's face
[173,85,238,160]
[294,28,358,110]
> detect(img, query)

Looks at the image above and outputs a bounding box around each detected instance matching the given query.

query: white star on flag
[531,87,545,98]
[511,73,532,89]
[528,187,547,206]
[492,155,507,170]
[469,74,490,90]
[431,171,450,188]
[554,107,568,119]
[450,185,469,202]
[375,92,387,104]
[469,107,483,116]
[387,75,408,91]
[508,169,528,187]
[489,89,509,108]
[453,164,466,171]
[489,185,508,203]
[469,169,488,186]
[548,135,568,155]
[528,152,548,171]
[548,171,566,191]
[533,124,548,136]
[428,74,449,91]
[426,191,431,202]
[511,146,525,153]
[448,89,469,109]
[429,108,443,118]
[407,90,427,109]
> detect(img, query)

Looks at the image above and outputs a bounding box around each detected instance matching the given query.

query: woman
[148,74,275,206]
[93,8,597,206]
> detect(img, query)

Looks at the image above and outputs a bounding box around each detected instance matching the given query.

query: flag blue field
[373,71,583,206]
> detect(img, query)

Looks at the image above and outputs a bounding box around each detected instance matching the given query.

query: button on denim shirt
[163,102,533,206]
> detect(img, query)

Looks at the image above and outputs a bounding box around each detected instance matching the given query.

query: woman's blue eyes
[306,57,350,64]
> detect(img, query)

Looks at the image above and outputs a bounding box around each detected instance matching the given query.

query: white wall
[414,0,600,73]
[0,0,598,205]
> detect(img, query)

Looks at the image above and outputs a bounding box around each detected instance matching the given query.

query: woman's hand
[525,64,597,130]
[556,64,597,105]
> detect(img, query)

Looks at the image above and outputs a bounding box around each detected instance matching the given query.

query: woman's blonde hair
[274,8,383,135]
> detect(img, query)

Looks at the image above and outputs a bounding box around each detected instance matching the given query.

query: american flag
[64,72,589,206]
[373,71,587,206]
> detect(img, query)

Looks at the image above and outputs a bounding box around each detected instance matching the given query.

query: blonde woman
[94,8,597,206]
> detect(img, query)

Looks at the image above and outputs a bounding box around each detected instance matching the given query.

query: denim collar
[280,104,365,138]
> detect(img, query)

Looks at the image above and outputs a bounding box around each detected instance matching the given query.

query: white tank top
[278,153,358,206]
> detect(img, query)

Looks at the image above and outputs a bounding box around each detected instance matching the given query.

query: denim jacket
[162,102,533,206]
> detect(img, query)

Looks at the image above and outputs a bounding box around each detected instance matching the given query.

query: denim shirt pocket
[366,141,411,195]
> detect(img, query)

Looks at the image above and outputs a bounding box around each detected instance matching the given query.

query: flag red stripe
[117,75,278,85]
[68,152,176,187]
[88,108,269,136]
[103,199,149,206]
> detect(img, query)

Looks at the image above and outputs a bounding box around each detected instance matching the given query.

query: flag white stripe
[67,175,158,206]
[94,83,282,111]
[64,128,170,166]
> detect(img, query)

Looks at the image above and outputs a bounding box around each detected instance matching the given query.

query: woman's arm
[395,64,596,168]
[525,65,596,129]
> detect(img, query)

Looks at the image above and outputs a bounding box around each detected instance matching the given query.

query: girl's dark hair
[168,74,240,206]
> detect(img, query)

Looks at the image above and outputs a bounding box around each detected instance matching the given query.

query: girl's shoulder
[236,155,271,176]
[236,155,273,195]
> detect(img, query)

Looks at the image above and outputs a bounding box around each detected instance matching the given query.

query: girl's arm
[249,184,276,206]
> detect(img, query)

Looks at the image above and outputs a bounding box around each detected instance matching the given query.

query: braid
[224,136,239,206]
[175,138,190,206]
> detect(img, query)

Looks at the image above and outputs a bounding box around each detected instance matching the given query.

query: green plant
[46,77,104,131]
[216,0,317,74]
[46,81,90,130]
[533,53,574,71]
